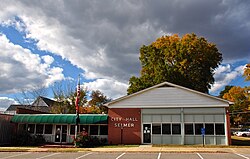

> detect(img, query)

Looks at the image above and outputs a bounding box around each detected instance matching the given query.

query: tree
[51,82,87,114]
[218,85,233,98]
[15,86,48,105]
[127,33,222,94]
[243,63,250,81]
[88,90,110,114]
[222,86,250,126]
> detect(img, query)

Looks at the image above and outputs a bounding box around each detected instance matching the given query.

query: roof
[6,105,30,111]
[106,82,233,108]
[6,104,50,113]
[11,114,108,124]
[32,96,58,107]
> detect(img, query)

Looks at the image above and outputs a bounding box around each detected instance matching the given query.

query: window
[100,125,108,135]
[90,125,99,135]
[215,123,225,135]
[205,123,214,135]
[185,124,194,135]
[27,124,35,133]
[36,124,44,134]
[70,125,75,135]
[18,124,27,131]
[162,124,171,134]
[152,123,161,134]
[172,124,181,134]
[80,125,89,133]
[195,124,203,135]
[44,125,53,134]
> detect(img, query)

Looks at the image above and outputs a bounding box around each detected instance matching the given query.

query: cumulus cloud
[210,64,245,93]
[84,79,128,99]
[0,0,250,99]
[0,34,64,94]
[0,97,16,111]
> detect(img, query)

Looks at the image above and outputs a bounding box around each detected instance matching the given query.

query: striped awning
[11,114,108,124]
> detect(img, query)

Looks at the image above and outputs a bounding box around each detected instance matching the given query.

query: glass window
[185,124,194,135]
[36,124,44,134]
[215,123,225,135]
[100,125,108,135]
[27,124,35,134]
[80,125,89,133]
[70,125,75,135]
[18,124,27,131]
[90,125,99,135]
[205,123,214,135]
[44,125,53,134]
[162,124,171,134]
[152,123,161,134]
[195,124,203,135]
[172,124,181,134]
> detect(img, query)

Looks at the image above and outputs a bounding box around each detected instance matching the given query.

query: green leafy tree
[223,86,250,126]
[128,33,222,94]
[51,82,87,114]
[88,90,110,114]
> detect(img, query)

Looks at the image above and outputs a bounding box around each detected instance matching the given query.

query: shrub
[12,130,45,146]
[73,131,107,147]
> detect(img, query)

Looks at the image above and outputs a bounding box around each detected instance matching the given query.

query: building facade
[107,82,232,145]
[11,114,108,143]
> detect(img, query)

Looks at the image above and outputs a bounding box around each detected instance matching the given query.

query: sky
[0,0,249,111]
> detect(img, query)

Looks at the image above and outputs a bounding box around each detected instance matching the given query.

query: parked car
[234,128,250,137]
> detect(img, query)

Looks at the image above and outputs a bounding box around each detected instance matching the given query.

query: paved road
[0,152,250,159]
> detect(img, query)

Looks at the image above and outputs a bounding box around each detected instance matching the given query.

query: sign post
[201,128,205,147]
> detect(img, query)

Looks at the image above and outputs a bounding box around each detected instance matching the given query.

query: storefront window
[205,123,214,135]
[90,125,98,135]
[215,123,225,135]
[70,125,75,135]
[195,124,203,135]
[152,123,161,134]
[36,124,44,134]
[18,124,27,131]
[100,125,108,135]
[27,124,35,134]
[44,124,53,134]
[80,125,89,133]
[172,124,181,134]
[185,123,194,135]
[162,124,171,134]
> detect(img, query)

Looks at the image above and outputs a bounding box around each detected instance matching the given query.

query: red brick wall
[108,108,141,144]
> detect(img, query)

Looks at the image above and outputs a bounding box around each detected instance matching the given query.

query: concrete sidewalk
[1,146,250,154]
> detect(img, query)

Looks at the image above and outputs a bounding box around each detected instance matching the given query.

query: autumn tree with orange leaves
[222,86,250,125]
[128,33,222,94]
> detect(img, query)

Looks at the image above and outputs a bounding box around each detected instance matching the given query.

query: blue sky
[0,0,249,111]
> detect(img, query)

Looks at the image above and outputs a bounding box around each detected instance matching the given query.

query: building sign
[111,117,138,128]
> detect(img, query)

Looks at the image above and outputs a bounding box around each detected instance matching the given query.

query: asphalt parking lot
[0,152,250,159]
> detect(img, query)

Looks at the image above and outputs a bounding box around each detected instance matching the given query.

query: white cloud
[84,79,128,99]
[0,34,64,94]
[42,55,54,65]
[210,64,245,93]
[0,0,250,98]
[0,97,16,111]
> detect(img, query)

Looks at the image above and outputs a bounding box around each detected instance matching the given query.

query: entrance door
[143,124,151,144]
[55,125,67,143]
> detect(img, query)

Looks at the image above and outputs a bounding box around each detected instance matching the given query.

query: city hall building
[107,82,232,145]
[8,82,232,145]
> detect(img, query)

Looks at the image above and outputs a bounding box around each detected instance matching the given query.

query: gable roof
[106,82,233,108]
[31,96,58,107]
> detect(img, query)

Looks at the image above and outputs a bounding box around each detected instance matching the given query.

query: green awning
[11,114,108,124]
